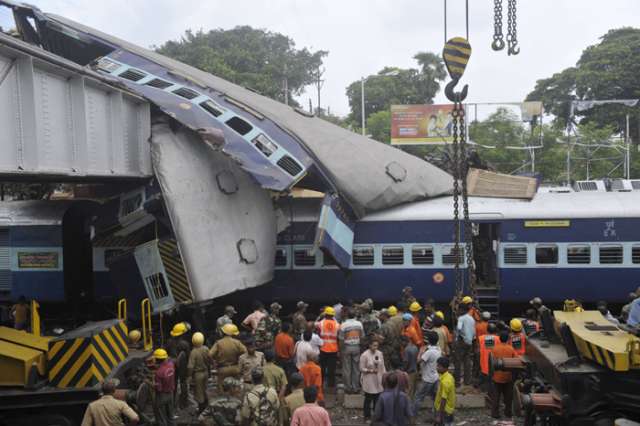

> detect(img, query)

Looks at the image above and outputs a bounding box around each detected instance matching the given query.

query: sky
[1,0,639,117]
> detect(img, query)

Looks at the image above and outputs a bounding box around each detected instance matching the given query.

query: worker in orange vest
[401,313,422,347]
[478,322,499,390]
[316,306,340,388]
[408,302,424,345]
[473,311,491,381]
[461,296,482,322]
[508,318,526,356]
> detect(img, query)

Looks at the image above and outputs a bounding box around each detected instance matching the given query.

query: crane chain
[492,0,505,51]
[451,104,462,300]
[507,0,519,55]
[458,105,476,301]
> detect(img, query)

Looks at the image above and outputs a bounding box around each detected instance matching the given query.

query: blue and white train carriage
[259,191,640,304]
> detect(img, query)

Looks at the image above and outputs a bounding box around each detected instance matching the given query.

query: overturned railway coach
[251,190,640,305]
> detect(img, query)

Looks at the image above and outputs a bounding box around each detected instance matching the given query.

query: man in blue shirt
[628,297,640,327]
[454,305,476,387]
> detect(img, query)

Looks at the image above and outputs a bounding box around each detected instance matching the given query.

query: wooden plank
[466,168,537,199]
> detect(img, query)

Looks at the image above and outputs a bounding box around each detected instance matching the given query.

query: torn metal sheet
[34,10,452,217]
[313,194,355,269]
[150,122,276,301]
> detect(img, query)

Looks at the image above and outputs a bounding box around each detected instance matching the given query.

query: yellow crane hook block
[47,319,128,388]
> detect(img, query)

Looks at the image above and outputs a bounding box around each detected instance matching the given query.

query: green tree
[156,26,327,106]
[526,28,640,139]
[366,110,391,143]
[345,52,446,126]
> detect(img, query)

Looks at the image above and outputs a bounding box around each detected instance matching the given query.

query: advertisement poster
[390,104,455,145]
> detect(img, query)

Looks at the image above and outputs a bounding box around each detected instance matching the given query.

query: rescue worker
[198,377,242,426]
[317,306,339,388]
[490,332,517,419]
[421,298,436,331]
[360,299,381,349]
[402,313,421,347]
[432,311,452,356]
[284,373,305,425]
[128,329,142,349]
[622,288,640,323]
[379,308,401,371]
[238,339,265,385]
[209,323,247,391]
[188,332,210,414]
[274,322,295,376]
[508,319,526,356]
[81,379,139,426]
[242,301,267,334]
[153,348,176,426]
[387,302,407,343]
[240,367,280,426]
[529,297,544,320]
[454,304,475,387]
[263,349,288,399]
[408,302,424,345]
[400,286,416,308]
[299,351,324,404]
[338,307,364,393]
[461,296,481,322]
[255,302,282,350]
[478,322,499,390]
[10,295,29,331]
[216,306,237,339]
[168,322,191,409]
[473,311,491,381]
[523,309,541,335]
[388,305,398,317]
[292,301,309,340]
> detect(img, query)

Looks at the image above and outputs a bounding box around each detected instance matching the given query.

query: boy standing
[434,357,456,426]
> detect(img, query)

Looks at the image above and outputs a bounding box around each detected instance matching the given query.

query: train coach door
[474,222,500,287]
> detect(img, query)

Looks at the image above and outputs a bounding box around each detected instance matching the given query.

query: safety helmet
[510,318,523,332]
[128,329,141,344]
[409,302,422,312]
[153,348,168,360]
[192,332,205,346]
[461,296,473,304]
[435,311,445,320]
[324,306,336,316]
[222,323,239,336]
[388,305,398,316]
[402,313,413,321]
[575,306,584,313]
[170,322,188,337]
[481,311,491,320]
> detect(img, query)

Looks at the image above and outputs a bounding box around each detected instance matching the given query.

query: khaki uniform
[292,312,307,339]
[283,388,305,425]
[198,395,242,426]
[209,337,247,391]
[187,345,210,405]
[240,384,280,426]
[263,362,287,394]
[238,352,265,383]
[81,395,139,426]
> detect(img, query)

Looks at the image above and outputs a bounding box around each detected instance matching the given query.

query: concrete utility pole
[315,66,325,114]
[361,77,365,136]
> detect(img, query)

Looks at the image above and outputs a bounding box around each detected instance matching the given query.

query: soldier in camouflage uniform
[255,302,282,351]
[198,377,242,426]
[216,306,237,339]
[292,301,308,341]
[378,310,401,369]
[359,299,381,351]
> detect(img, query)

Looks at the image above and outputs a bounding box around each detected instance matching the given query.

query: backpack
[249,387,277,426]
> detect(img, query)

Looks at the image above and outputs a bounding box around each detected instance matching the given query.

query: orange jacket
[475,321,489,339]
[491,342,517,383]
[411,314,424,344]
[508,332,526,356]
[402,325,422,347]
[318,318,339,353]
[469,307,482,322]
[274,332,295,360]
[478,334,498,375]
[299,361,323,401]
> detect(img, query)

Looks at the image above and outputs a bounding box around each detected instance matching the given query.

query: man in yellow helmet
[188,332,210,414]
[153,348,176,426]
[508,318,526,356]
[408,302,424,347]
[168,322,191,409]
[209,324,247,392]
[316,306,339,388]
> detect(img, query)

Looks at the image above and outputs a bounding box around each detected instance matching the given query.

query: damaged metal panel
[151,122,276,301]
[313,194,355,269]
[41,13,452,217]
[0,32,151,178]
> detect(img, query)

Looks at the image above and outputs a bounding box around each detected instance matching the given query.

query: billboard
[390,104,454,145]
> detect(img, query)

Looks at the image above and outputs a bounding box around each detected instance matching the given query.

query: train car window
[535,245,558,264]
[599,245,623,264]
[294,249,316,267]
[145,273,169,300]
[504,246,527,264]
[382,246,404,265]
[353,247,374,265]
[275,248,287,267]
[412,246,434,265]
[567,245,591,264]
[442,246,465,265]
[633,245,640,264]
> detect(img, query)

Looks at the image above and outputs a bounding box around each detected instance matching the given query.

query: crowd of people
[75,285,640,426]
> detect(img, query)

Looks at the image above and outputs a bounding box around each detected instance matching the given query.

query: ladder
[475,286,500,319]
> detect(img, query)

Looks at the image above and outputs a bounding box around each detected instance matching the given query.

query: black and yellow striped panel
[158,239,193,303]
[573,333,624,371]
[47,320,128,388]
[443,37,471,80]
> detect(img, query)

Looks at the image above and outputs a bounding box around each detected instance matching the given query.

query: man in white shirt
[454,305,476,386]
[338,308,364,393]
[413,331,442,415]
[295,331,319,370]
